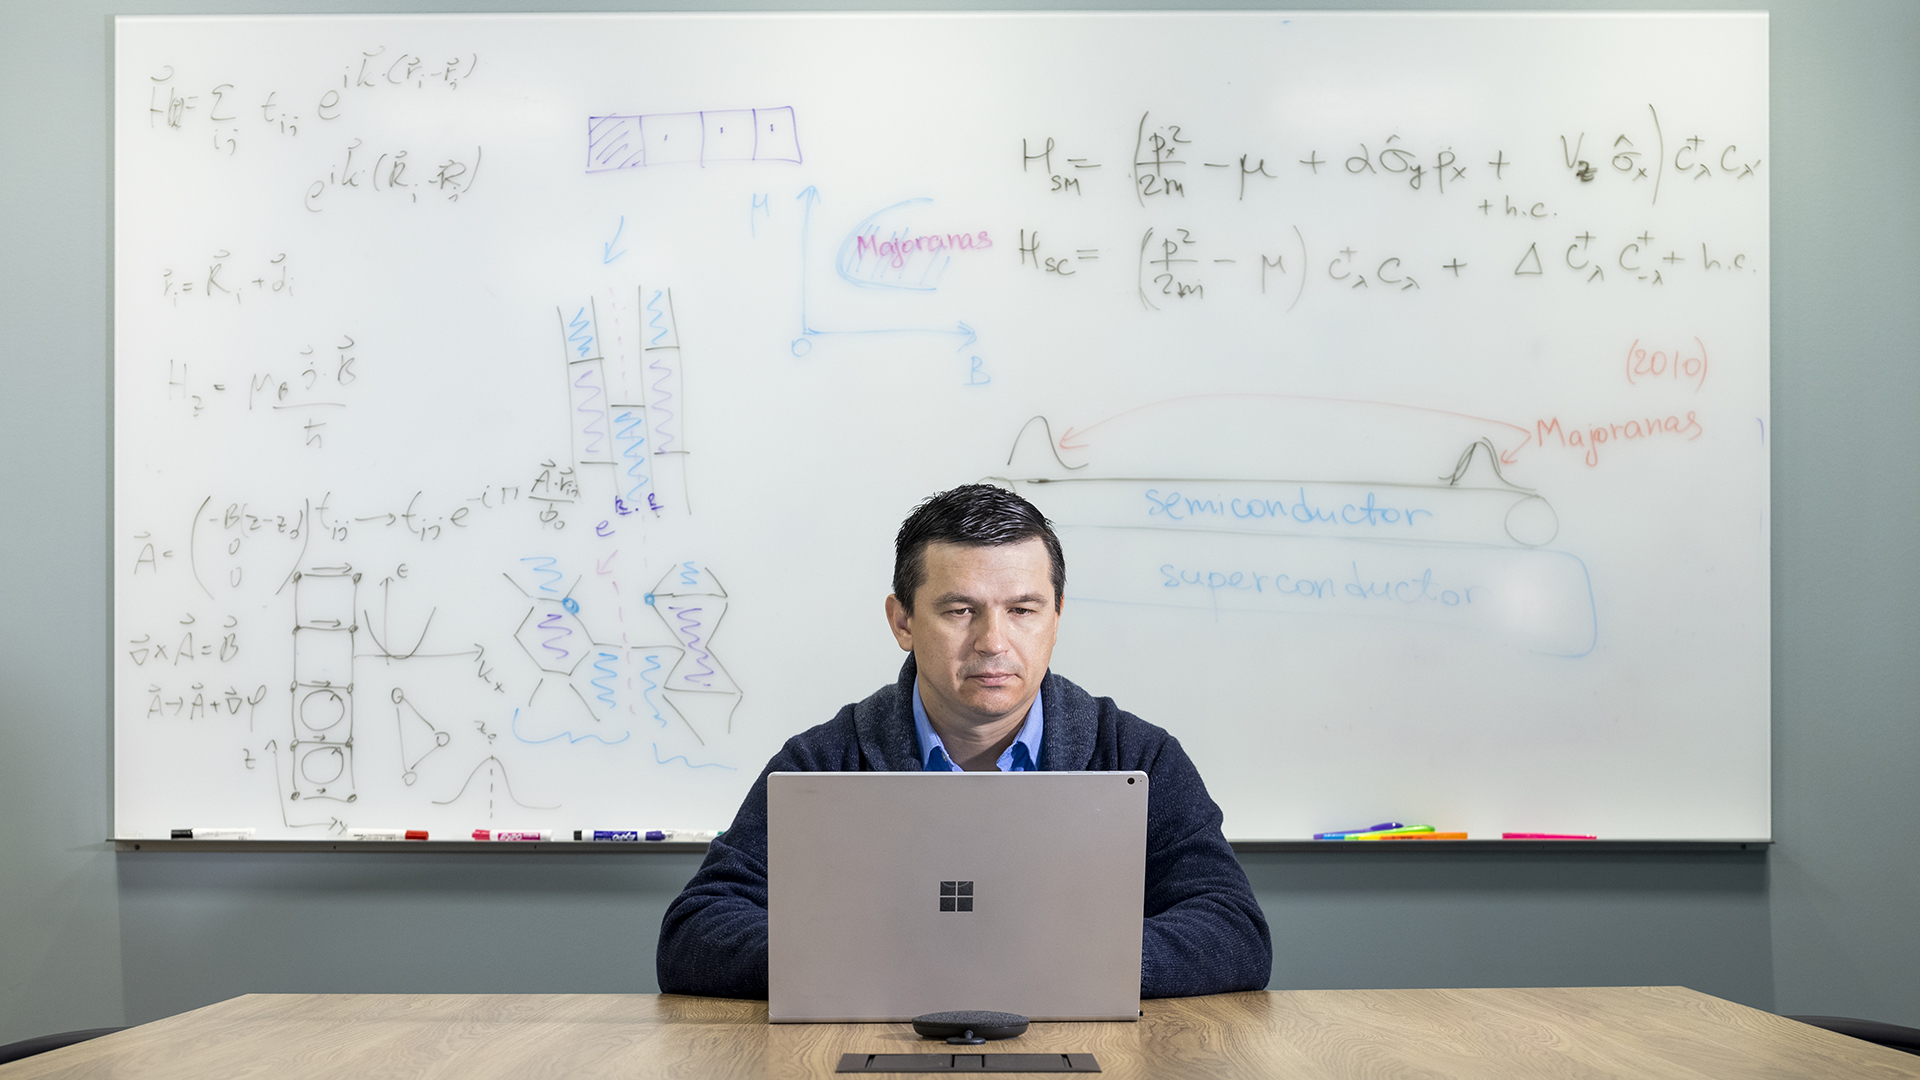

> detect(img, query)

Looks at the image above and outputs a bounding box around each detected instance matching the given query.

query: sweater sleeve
[1137,733,1274,998]
[655,712,857,998]
[653,763,776,998]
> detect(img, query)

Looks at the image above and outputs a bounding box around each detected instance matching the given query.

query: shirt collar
[912,680,1044,772]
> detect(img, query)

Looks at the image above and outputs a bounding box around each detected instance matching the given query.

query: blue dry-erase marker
[1313,821,1404,840]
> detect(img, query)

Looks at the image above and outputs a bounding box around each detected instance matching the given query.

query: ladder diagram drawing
[287,567,360,804]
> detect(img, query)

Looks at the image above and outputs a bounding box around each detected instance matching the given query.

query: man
[656,484,1271,998]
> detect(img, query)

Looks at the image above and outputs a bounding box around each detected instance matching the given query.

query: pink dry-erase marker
[491,830,551,842]
[1502,832,1598,840]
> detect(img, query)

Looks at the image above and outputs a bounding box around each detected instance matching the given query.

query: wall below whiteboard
[103,847,1773,1017]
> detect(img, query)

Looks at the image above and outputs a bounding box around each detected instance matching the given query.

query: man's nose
[972,609,1010,653]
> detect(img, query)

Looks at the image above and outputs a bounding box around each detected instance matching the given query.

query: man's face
[886,539,1061,731]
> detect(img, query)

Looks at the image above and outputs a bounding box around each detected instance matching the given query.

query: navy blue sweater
[655,656,1272,999]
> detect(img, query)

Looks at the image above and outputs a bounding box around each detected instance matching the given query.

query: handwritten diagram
[287,568,361,804]
[995,397,1596,656]
[587,106,802,172]
[790,187,982,362]
[115,13,1769,841]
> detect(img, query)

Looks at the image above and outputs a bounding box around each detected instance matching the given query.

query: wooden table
[6,988,1917,1079]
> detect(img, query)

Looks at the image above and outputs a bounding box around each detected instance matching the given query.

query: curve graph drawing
[432,755,559,819]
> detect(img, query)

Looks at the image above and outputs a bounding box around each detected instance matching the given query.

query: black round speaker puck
[911,1010,1029,1042]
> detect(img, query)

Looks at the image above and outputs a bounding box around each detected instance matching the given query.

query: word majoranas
[1535,411,1702,467]
[854,229,994,269]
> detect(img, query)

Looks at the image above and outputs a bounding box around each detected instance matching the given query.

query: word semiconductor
[1146,488,1432,528]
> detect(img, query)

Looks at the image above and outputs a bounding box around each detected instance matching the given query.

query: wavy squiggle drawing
[645,289,680,455]
[652,742,737,771]
[613,409,653,506]
[646,562,741,739]
[567,306,595,359]
[573,364,608,457]
[590,651,620,708]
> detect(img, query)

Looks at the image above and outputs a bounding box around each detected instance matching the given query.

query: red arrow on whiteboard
[1498,432,1533,465]
[1055,393,1534,463]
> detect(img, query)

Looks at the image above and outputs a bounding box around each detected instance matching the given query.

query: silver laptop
[768,771,1148,1023]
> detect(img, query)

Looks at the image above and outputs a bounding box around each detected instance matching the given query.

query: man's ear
[884,594,914,652]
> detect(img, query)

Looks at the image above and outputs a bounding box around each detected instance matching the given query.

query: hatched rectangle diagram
[587,107,802,172]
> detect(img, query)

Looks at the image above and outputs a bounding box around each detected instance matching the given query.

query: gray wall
[3,0,1915,1046]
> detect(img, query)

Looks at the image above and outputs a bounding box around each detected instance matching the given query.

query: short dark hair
[892,484,1065,613]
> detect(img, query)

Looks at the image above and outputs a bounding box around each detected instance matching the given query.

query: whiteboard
[113,12,1770,841]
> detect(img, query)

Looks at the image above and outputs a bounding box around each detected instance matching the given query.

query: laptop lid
[768,771,1148,1023]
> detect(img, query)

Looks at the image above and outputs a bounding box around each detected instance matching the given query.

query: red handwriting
[1051,393,1533,463]
[1536,412,1703,467]
[1625,337,1708,391]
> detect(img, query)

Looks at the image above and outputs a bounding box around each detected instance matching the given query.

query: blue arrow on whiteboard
[790,187,976,358]
[603,216,627,264]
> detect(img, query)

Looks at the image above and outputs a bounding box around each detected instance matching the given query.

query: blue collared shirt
[911,682,1043,772]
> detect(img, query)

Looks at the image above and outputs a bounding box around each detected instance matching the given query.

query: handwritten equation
[1011,108,1764,309]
